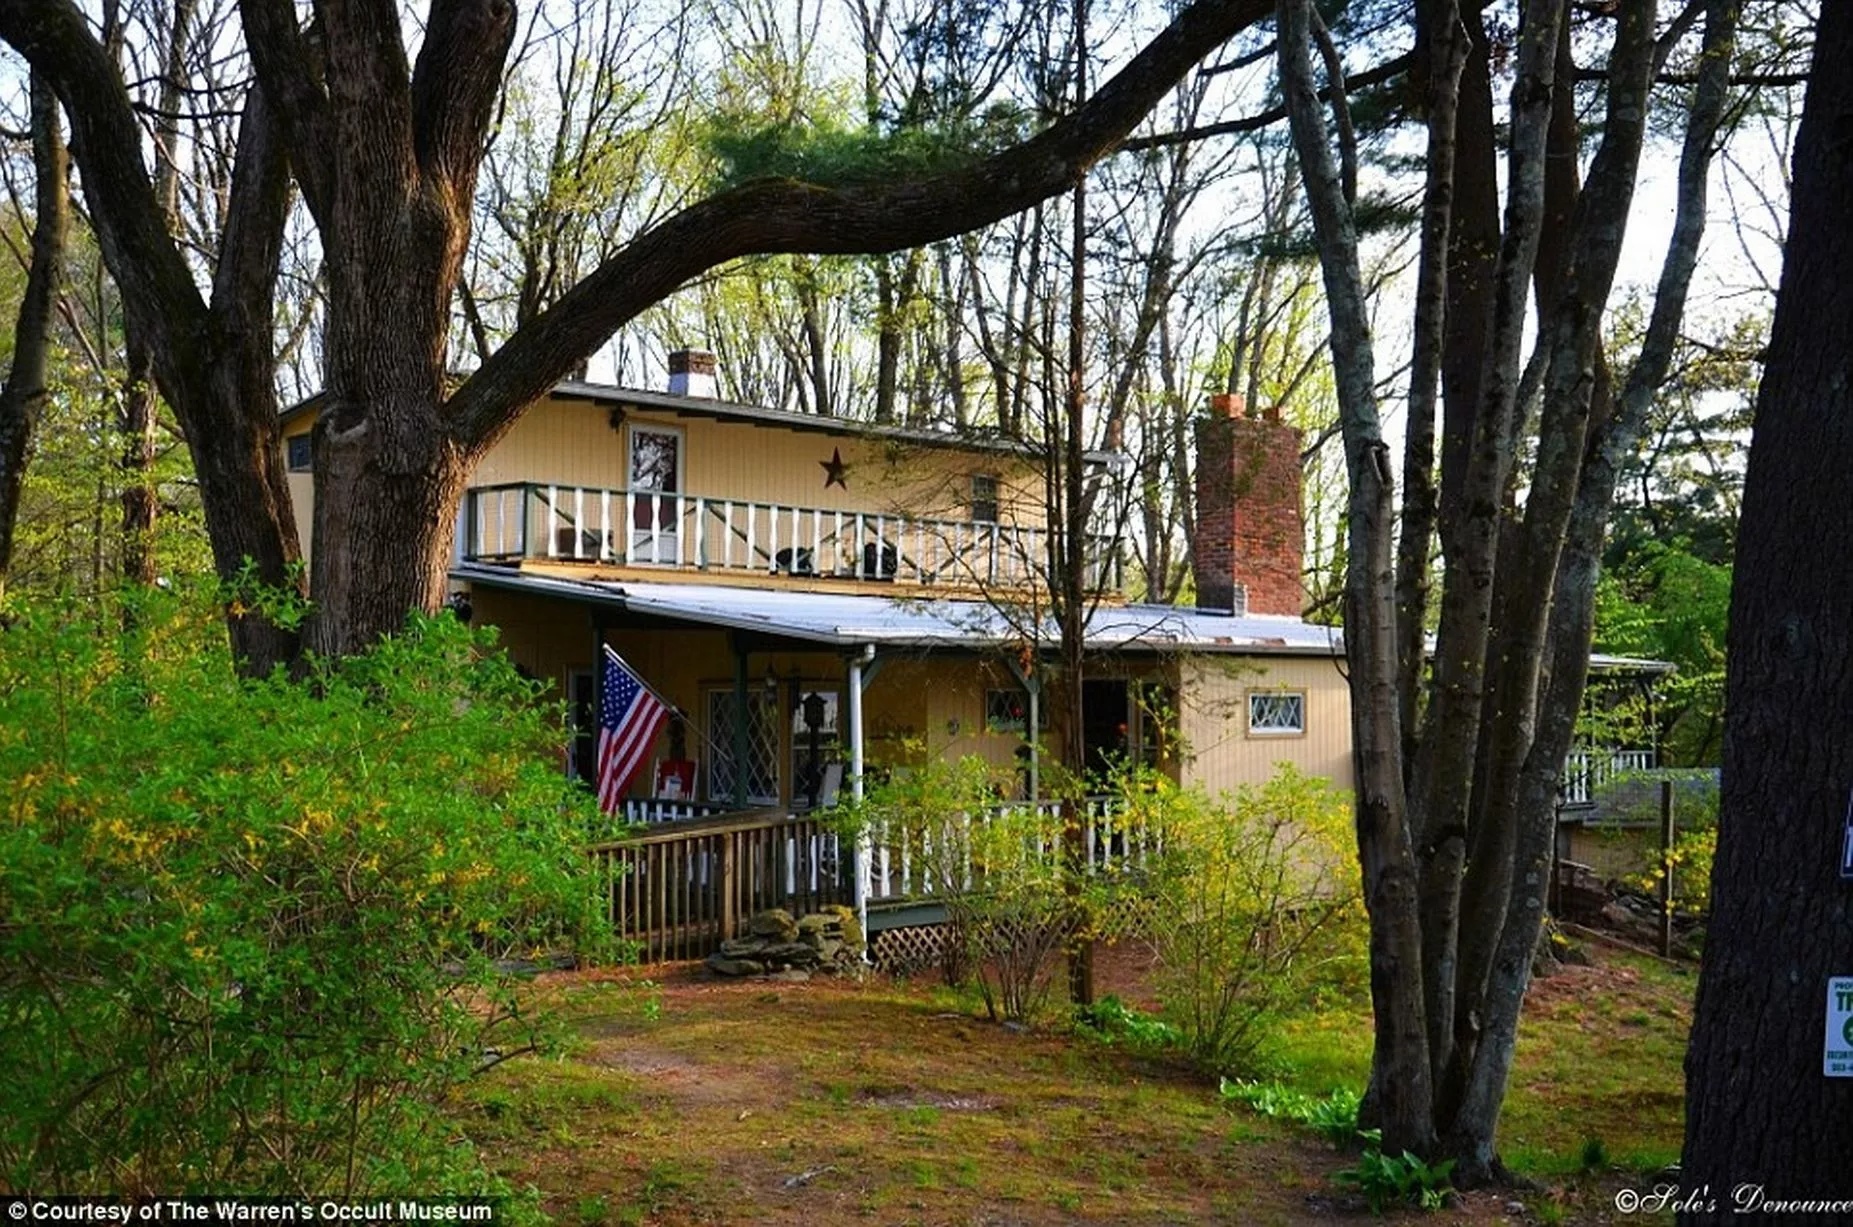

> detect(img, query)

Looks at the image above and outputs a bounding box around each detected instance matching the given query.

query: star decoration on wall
[820,447,849,490]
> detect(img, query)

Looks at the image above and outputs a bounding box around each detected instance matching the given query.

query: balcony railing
[1560,748,1657,807]
[463,482,1122,591]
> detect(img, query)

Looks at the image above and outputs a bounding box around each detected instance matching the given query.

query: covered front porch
[453,563,1213,952]
[455,563,1200,821]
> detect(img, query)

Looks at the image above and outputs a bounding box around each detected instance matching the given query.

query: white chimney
[667,348,717,399]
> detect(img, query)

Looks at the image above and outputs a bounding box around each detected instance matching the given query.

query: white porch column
[849,643,874,955]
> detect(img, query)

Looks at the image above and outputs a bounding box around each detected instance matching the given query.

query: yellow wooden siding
[466,586,1036,805]
[472,400,1043,526]
[285,466,314,558]
[1564,826,1656,882]
[285,396,1046,571]
[1175,654,1353,794]
[466,590,1353,804]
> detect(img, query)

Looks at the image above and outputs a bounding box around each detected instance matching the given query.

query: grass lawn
[1270,948,1694,1177]
[452,940,1692,1226]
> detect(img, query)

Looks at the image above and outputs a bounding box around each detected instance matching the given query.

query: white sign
[1828,977,1853,1078]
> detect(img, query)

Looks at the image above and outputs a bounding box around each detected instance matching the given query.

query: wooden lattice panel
[872,924,953,975]
[1093,895,1158,944]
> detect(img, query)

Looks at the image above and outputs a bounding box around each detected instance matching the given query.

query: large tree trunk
[1278,0,1434,1155]
[1682,6,1853,1212]
[0,74,66,598]
[305,182,477,657]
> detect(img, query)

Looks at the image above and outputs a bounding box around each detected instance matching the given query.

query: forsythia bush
[0,589,608,1195]
[1135,765,1364,1076]
[832,754,1083,1022]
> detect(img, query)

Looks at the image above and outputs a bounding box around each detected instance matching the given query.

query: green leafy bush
[1074,995,1182,1051]
[1335,1132,1456,1213]
[0,588,609,1194]
[1134,765,1365,1075]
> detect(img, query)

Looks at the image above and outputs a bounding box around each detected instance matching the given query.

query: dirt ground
[455,941,1684,1226]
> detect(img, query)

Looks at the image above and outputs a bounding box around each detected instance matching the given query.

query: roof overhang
[451,563,1345,657]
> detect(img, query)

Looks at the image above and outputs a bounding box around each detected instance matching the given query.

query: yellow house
[281,353,1351,823]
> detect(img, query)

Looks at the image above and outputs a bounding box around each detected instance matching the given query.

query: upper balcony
[462,481,1124,594]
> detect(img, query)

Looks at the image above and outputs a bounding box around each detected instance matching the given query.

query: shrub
[1135,765,1364,1075]
[831,754,1082,1022]
[0,588,609,1194]
[1624,823,1717,917]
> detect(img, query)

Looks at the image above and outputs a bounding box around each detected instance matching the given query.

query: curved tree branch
[1122,51,1413,152]
[446,0,1275,452]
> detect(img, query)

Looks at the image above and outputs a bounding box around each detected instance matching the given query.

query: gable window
[971,474,999,523]
[286,434,313,472]
[1247,690,1306,737]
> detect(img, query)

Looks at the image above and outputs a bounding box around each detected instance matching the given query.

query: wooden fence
[587,808,851,960]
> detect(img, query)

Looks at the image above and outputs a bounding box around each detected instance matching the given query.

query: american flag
[597,646,669,814]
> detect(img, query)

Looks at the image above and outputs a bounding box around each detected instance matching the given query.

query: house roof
[451,563,1675,673]
[451,563,1345,656]
[282,378,1124,467]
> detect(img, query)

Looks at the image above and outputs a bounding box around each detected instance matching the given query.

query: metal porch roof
[450,563,1673,673]
[450,563,1345,656]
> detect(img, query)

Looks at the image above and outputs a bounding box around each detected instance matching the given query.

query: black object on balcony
[775,547,815,576]
[862,543,898,581]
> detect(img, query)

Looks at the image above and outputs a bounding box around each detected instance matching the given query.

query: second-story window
[629,424,682,565]
[286,434,312,472]
[971,473,999,523]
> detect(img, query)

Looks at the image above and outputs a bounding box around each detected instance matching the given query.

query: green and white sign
[1828,977,1853,1078]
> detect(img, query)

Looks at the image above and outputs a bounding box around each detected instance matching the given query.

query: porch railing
[587,795,1153,958]
[618,796,728,824]
[464,481,1122,591]
[864,796,1150,904]
[588,808,849,960]
[1560,748,1657,807]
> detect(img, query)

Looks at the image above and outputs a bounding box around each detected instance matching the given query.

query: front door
[629,424,682,564]
[1082,678,1130,781]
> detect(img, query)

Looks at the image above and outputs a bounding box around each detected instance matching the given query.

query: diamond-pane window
[1247,691,1305,737]
[707,689,781,804]
[985,688,1039,734]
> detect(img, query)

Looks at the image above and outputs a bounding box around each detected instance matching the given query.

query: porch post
[1004,655,1041,802]
[849,644,873,954]
[1027,682,1040,802]
[731,636,749,808]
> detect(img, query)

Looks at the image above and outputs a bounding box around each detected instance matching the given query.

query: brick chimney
[1193,393,1304,617]
[667,348,717,398]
